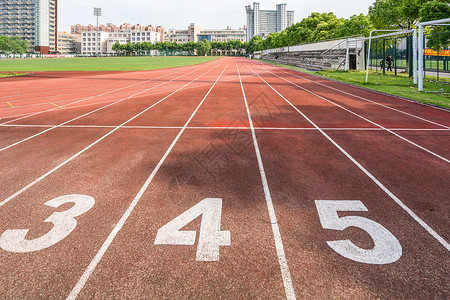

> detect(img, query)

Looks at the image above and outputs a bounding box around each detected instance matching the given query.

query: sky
[59,0,376,32]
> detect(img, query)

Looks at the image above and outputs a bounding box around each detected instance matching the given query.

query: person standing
[386,55,393,71]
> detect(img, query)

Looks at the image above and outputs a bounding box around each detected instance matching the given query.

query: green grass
[0,56,222,72]
[0,72,30,78]
[260,60,450,108]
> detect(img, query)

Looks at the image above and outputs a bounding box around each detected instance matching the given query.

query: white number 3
[0,195,95,253]
[315,200,402,265]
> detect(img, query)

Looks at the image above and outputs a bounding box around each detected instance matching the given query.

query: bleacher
[260,38,363,71]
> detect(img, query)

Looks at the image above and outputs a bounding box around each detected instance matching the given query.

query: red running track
[0,57,449,299]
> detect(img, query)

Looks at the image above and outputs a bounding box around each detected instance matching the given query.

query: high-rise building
[245,2,294,42]
[0,0,57,53]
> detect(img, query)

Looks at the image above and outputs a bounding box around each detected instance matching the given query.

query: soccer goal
[418,18,450,91]
[365,29,417,84]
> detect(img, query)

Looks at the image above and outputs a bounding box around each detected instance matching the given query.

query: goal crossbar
[418,18,450,91]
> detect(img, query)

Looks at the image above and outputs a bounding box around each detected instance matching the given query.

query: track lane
[0,59,228,208]
[249,63,449,163]
[0,59,231,299]
[240,59,449,299]
[0,60,222,152]
[1,57,448,299]
[274,67,450,127]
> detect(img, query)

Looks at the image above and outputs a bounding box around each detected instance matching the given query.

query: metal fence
[365,31,450,81]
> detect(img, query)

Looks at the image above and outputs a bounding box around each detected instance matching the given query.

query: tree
[0,36,10,53]
[420,1,450,50]
[112,41,122,55]
[368,0,448,30]
[196,39,211,56]
[333,14,374,38]
[124,42,136,55]
[0,36,29,54]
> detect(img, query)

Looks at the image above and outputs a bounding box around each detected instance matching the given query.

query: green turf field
[0,56,222,72]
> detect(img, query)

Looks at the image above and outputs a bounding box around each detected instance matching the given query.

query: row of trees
[245,0,450,53]
[112,39,246,56]
[0,36,29,54]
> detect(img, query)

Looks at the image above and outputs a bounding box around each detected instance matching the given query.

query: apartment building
[245,2,294,41]
[0,0,57,53]
[57,32,81,54]
[81,30,161,56]
[168,23,246,44]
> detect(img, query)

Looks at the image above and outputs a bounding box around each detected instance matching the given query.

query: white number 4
[154,198,231,261]
[315,200,402,265]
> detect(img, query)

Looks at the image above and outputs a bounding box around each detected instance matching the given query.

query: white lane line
[0,61,215,124]
[0,63,203,98]
[0,62,213,153]
[247,63,450,252]
[66,59,232,300]
[0,60,224,208]
[2,123,450,132]
[0,61,263,122]
[265,70,450,164]
[268,64,450,114]
[277,68,450,128]
[237,62,296,300]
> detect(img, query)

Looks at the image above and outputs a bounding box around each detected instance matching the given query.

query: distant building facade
[57,32,81,54]
[245,2,294,41]
[0,0,57,53]
[72,22,164,42]
[81,30,161,56]
[168,23,246,44]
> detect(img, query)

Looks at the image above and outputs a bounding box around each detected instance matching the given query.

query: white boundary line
[246,63,450,252]
[276,68,450,129]
[0,59,224,208]
[0,67,186,125]
[1,123,449,131]
[265,62,450,113]
[0,60,224,123]
[0,61,267,122]
[265,69,450,164]
[0,61,215,153]
[237,62,296,299]
[0,63,204,97]
[66,59,232,300]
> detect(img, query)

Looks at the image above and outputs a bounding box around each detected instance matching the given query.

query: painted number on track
[315,200,402,265]
[154,198,231,261]
[0,195,95,253]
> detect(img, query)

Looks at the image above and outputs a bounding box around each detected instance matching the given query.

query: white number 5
[0,195,95,253]
[315,200,402,265]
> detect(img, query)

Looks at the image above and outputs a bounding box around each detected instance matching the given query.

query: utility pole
[94,7,102,57]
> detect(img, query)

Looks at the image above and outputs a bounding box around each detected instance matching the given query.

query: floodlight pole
[418,18,450,91]
[94,8,102,57]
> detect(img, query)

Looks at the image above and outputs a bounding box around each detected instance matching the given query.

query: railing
[322,38,361,60]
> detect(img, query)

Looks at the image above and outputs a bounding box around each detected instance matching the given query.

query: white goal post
[365,29,416,84]
[418,18,450,91]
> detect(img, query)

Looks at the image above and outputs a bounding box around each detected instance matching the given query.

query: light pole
[94,7,102,57]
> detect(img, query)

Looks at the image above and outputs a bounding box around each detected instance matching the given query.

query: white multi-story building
[168,23,246,44]
[0,0,57,53]
[245,2,294,41]
[81,30,161,55]
[57,32,81,54]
